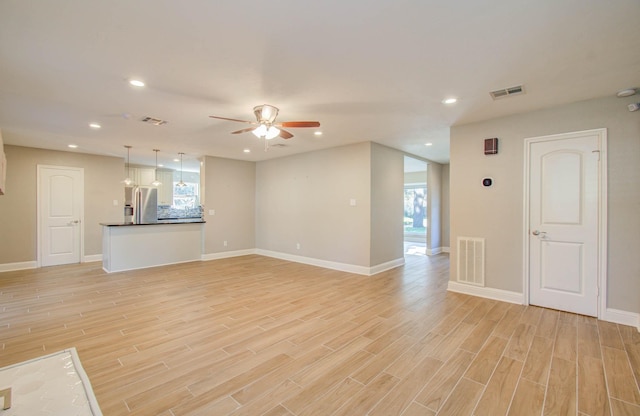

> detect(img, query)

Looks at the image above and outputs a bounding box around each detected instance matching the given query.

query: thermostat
[482,177,493,187]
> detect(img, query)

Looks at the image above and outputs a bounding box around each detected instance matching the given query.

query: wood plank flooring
[1,254,639,415]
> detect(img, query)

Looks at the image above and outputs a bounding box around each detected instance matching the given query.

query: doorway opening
[404,156,427,256]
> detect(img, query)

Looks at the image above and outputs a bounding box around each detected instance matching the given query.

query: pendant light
[151,149,161,186]
[177,152,187,187]
[123,145,133,185]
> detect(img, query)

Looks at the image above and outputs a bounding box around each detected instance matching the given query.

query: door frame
[522,128,607,318]
[37,164,85,267]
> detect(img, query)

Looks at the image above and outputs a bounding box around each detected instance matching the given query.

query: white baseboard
[256,249,403,276]
[83,254,102,263]
[201,249,257,261]
[601,308,640,331]
[369,257,405,275]
[447,281,523,304]
[442,247,450,253]
[427,247,443,255]
[0,261,38,273]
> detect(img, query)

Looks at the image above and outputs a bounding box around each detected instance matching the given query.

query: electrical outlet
[113,199,119,206]
[209,209,215,216]
[223,240,228,247]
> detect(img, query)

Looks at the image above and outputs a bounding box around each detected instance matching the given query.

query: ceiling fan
[209,104,320,143]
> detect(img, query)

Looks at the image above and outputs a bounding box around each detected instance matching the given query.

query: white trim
[255,249,403,276]
[370,257,405,275]
[601,308,640,331]
[427,247,443,255]
[447,281,523,304]
[442,247,450,253]
[0,261,38,273]
[522,128,608,318]
[83,254,102,263]
[201,249,257,261]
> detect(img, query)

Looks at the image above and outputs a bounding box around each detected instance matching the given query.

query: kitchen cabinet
[138,168,156,186]
[156,170,174,205]
[126,167,156,186]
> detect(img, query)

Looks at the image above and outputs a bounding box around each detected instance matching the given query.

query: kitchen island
[101,219,205,273]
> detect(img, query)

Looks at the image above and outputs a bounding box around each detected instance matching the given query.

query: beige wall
[427,162,442,251]
[370,143,404,264]
[441,164,450,249]
[256,142,373,266]
[0,144,123,264]
[202,156,255,254]
[450,95,640,314]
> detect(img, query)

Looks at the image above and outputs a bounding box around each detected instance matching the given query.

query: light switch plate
[209,209,215,216]
[349,199,357,206]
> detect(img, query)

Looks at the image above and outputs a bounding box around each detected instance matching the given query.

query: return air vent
[490,85,525,100]
[457,237,485,286]
[140,116,168,126]
[270,143,287,148]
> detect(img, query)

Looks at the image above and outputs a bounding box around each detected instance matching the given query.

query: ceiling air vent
[270,143,287,148]
[489,85,525,100]
[140,116,168,126]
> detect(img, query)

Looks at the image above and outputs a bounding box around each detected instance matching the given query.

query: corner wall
[201,156,255,256]
[370,143,404,265]
[256,142,372,267]
[0,144,123,265]
[450,95,640,315]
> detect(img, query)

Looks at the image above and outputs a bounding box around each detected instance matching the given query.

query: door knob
[532,230,546,236]
[68,220,79,225]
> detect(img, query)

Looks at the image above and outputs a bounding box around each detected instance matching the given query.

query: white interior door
[527,130,604,317]
[38,165,83,266]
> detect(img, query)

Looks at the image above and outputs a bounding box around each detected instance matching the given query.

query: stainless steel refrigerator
[128,186,158,224]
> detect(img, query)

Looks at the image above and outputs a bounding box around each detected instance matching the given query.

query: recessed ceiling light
[173,158,180,162]
[68,144,78,148]
[442,97,457,104]
[129,79,145,87]
[89,123,101,129]
[425,142,433,146]
[158,164,164,167]
[314,131,323,136]
[616,88,637,97]
[243,149,251,153]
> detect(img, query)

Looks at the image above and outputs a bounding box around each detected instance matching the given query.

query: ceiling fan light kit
[252,124,280,140]
[209,104,321,151]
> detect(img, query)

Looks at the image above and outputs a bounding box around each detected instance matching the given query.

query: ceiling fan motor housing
[254,104,279,123]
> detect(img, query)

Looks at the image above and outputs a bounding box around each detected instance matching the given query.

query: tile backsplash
[158,205,203,219]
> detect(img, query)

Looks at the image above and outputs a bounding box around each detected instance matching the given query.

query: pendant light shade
[177,152,187,187]
[151,149,161,186]
[123,145,133,185]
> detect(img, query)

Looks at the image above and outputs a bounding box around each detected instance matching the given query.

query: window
[404,185,427,234]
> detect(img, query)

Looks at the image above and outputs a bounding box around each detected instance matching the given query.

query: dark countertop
[100,218,205,226]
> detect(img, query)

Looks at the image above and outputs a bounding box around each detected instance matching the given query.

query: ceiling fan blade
[278,129,294,139]
[209,115,256,124]
[277,121,321,128]
[231,127,257,134]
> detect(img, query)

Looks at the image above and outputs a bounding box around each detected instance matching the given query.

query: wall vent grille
[490,85,525,100]
[140,116,168,126]
[457,237,485,286]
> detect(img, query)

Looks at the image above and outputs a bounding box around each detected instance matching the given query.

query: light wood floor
[1,254,639,415]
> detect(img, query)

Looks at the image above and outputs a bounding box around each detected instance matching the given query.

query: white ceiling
[1,1,639,172]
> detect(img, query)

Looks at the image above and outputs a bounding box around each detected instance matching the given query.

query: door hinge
[592,150,601,161]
